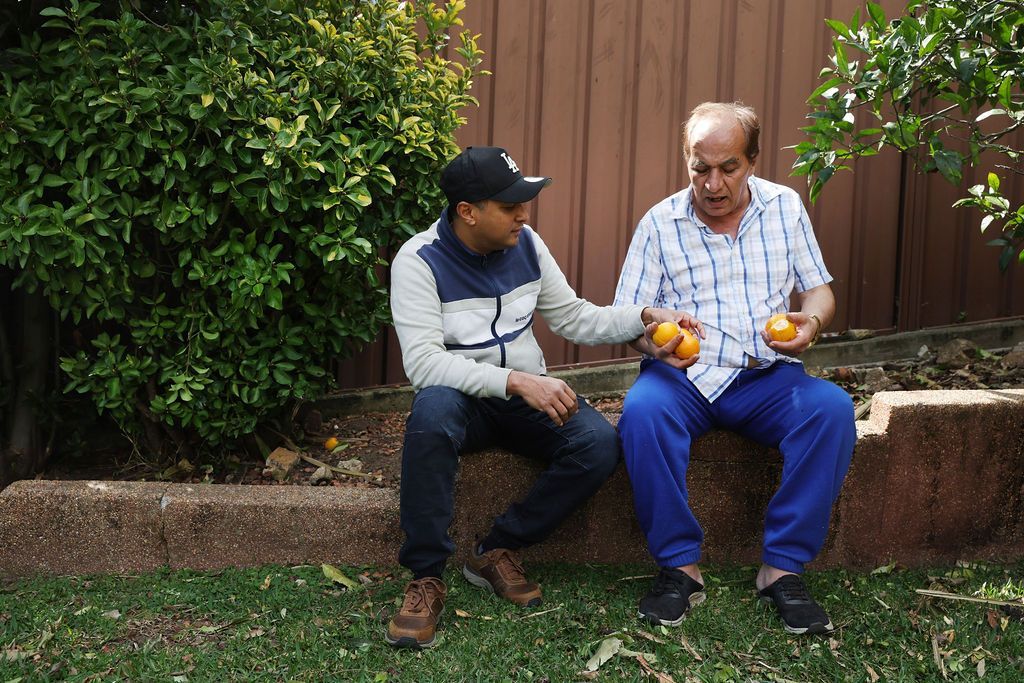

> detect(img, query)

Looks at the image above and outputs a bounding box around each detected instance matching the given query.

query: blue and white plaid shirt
[614,176,832,401]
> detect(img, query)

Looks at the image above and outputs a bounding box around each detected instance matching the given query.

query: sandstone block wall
[2,390,1022,577]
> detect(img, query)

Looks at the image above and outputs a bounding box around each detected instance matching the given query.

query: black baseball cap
[440,146,552,207]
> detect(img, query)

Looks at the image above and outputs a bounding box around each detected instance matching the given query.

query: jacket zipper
[483,258,507,367]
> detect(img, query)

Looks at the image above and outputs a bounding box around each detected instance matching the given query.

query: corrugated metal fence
[338,0,1023,389]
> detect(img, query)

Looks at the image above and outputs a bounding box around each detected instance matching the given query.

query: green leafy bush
[0,0,482,457]
[793,0,1024,269]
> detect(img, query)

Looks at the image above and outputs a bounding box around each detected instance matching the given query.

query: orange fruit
[651,321,681,347]
[324,437,339,450]
[765,313,797,342]
[651,321,700,359]
[674,328,700,359]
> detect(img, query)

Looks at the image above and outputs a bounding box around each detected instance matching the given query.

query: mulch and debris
[39,338,1024,490]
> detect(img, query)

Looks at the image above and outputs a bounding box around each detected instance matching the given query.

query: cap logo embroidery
[500,152,519,174]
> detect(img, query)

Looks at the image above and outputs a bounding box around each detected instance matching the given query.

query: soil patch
[39,342,1024,489]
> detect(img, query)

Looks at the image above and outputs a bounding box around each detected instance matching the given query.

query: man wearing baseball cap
[385,146,700,648]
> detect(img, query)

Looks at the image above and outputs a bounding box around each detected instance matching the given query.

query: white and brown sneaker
[385,577,447,649]
[463,547,542,607]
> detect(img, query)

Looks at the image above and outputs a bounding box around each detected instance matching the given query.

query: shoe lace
[776,576,812,603]
[402,578,442,615]
[488,548,527,582]
[652,569,687,596]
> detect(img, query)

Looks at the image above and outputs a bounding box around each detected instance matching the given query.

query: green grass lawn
[2,562,1022,682]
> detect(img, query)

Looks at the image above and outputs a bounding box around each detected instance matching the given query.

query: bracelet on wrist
[808,314,822,347]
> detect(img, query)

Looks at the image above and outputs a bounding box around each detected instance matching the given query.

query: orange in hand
[651,321,700,359]
[765,313,797,342]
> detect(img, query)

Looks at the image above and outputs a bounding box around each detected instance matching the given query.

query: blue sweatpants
[618,360,855,573]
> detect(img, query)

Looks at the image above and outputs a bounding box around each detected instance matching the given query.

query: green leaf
[988,172,999,191]
[957,57,979,83]
[201,93,215,107]
[347,191,372,207]
[933,149,962,185]
[267,287,283,310]
[920,32,942,56]
[865,2,886,28]
[824,19,847,37]
[998,78,1013,109]
[808,76,844,103]
[39,6,67,17]
[265,117,282,132]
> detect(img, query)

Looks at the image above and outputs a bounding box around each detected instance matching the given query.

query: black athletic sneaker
[638,568,706,626]
[758,574,834,635]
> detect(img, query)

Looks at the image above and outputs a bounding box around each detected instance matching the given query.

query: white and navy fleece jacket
[390,210,647,398]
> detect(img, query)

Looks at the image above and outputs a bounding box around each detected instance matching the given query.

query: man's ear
[455,201,478,225]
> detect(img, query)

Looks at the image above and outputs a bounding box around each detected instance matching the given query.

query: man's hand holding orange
[634,309,705,369]
[761,312,820,357]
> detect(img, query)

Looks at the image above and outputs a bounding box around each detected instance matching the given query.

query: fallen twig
[517,605,563,620]
[855,397,873,420]
[299,453,374,479]
[931,632,948,680]
[915,588,1024,607]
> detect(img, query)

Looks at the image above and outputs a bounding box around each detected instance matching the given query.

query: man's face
[459,199,529,254]
[685,117,755,226]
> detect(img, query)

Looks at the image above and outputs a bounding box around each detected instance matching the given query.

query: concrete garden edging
[2,390,1022,578]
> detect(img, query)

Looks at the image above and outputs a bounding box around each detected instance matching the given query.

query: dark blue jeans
[398,385,621,577]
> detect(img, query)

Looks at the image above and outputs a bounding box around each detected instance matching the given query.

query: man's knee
[406,385,471,435]
[621,388,678,434]
[568,421,621,480]
[809,380,855,425]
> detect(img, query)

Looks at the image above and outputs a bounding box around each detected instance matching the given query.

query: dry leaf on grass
[3,649,31,662]
[635,653,675,683]
[321,564,359,590]
[635,630,666,645]
[585,636,622,672]
[679,633,703,661]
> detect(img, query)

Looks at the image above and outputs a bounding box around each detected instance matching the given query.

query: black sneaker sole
[462,564,542,608]
[758,596,833,635]
[637,590,706,627]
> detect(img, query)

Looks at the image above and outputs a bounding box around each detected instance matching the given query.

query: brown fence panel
[337,0,1021,390]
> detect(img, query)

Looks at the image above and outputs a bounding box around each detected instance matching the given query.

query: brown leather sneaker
[385,577,447,649]
[463,547,542,607]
